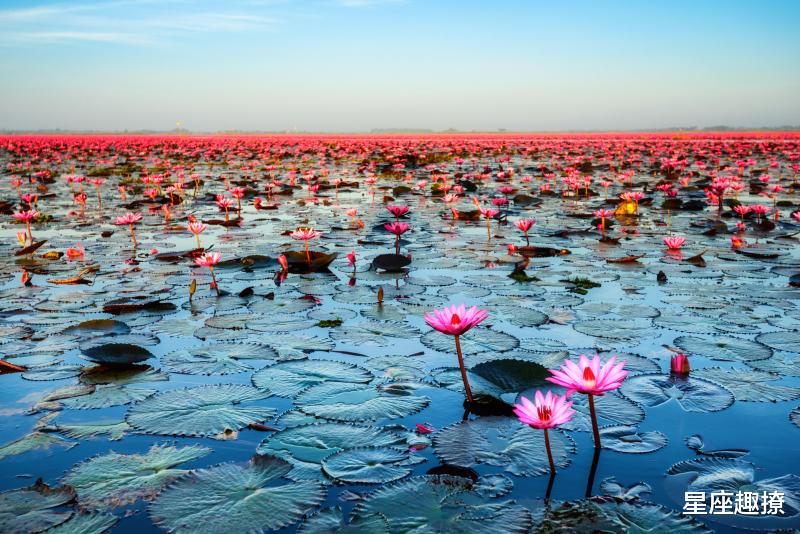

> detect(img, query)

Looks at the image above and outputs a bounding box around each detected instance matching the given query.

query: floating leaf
[433,416,574,476]
[351,475,532,533]
[61,385,155,409]
[330,321,418,347]
[81,343,153,365]
[620,374,734,413]
[64,443,211,508]
[163,342,277,375]
[0,432,76,461]
[298,507,387,534]
[257,422,408,482]
[44,511,117,534]
[149,456,325,533]
[574,320,651,341]
[421,328,519,355]
[52,421,131,442]
[0,480,74,533]
[126,384,275,437]
[473,474,514,498]
[756,331,800,353]
[673,335,772,362]
[252,359,372,397]
[599,425,667,454]
[322,447,410,484]
[692,367,800,402]
[297,382,429,422]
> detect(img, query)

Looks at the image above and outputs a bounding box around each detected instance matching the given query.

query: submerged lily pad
[64,443,211,508]
[298,507,387,533]
[756,331,800,353]
[149,455,325,533]
[44,511,118,534]
[0,432,76,461]
[126,384,275,437]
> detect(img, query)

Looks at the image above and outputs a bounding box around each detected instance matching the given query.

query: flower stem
[588,393,601,449]
[544,427,556,474]
[454,335,474,403]
[129,225,137,247]
[305,241,311,266]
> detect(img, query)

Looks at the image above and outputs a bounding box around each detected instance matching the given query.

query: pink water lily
[387,204,409,220]
[384,222,410,254]
[424,304,489,403]
[663,236,686,250]
[547,354,628,449]
[671,353,690,375]
[291,227,322,264]
[514,218,535,246]
[188,221,207,249]
[514,390,575,473]
[13,209,38,242]
[194,252,221,295]
[115,212,142,247]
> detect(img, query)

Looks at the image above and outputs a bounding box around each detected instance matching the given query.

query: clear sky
[1,0,798,132]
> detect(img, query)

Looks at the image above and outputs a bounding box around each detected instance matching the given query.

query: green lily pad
[64,443,210,508]
[252,359,372,397]
[149,455,325,533]
[126,384,275,437]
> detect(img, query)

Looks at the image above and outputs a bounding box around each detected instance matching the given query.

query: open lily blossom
[387,204,409,220]
[514,390,575,473]
[425,304,489,403]
[291,226,322,264]
[115,211,142,247]
[514,218,535,245]
[548,355,628,449]
[663,236,686,250]
[12,209,38,242]
[194,252,221,295]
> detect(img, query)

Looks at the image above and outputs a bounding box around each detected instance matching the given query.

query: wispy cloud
[0,1,280,47]
[3,30,153,45]
[331,0,403,6]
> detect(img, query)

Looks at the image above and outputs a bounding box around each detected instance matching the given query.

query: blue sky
[1,0,798,131]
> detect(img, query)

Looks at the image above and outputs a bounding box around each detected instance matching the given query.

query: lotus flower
[671,353,690,375]
[424,304,489,403]
[593,209,613,233]
[115,212,142,247]
[514,390,575,473]
[514,218,535,246]
[347,250,356,268]
[478,207,500,240]
[663,236,685,250]
[384,222,410,255]
[291,227,322,265]
[188,221,207,249]
[13,209,38,242]
[387,204,409,220]
[547,354,628,448]
[194,252,221,295]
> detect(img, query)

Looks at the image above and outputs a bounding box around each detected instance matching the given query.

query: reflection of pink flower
[663,236,686,250]
[514,390,574,429]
